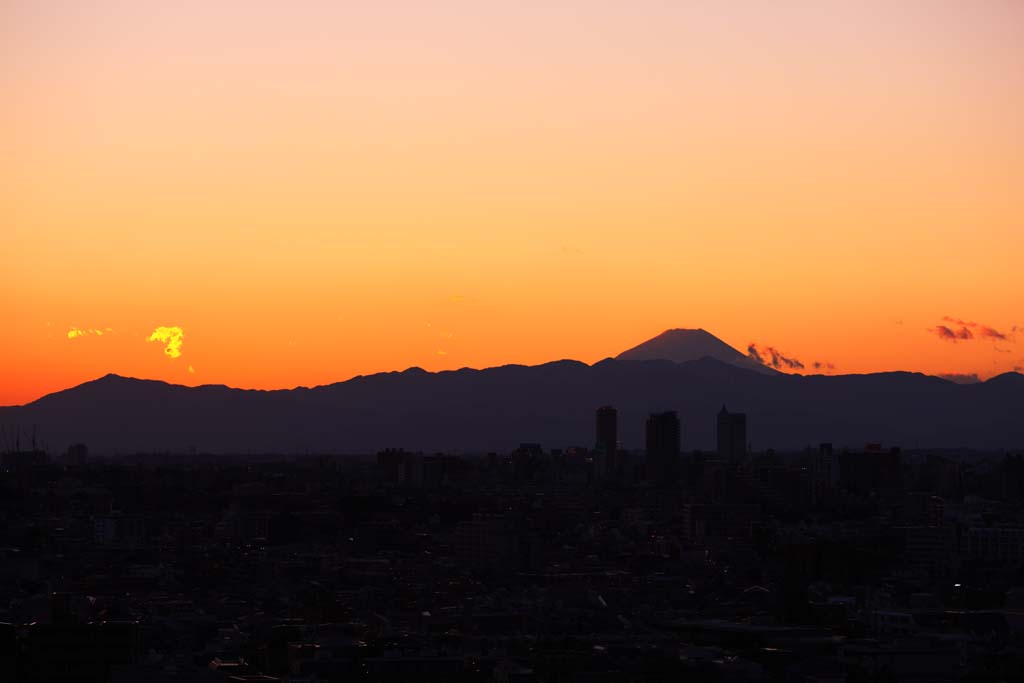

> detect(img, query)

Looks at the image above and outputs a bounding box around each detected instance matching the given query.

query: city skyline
[4,4,1023,681]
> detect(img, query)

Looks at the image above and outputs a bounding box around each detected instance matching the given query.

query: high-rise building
[717,406,747,460]
[810,442,839,505]
[595,406,618,478]
[646,411,680,485]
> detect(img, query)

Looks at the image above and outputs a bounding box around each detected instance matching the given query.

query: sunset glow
[3,0,1023,405]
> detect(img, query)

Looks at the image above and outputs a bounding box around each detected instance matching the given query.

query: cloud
[979,327,1007,340]
[67,327,113,339]
[937,317,1009,341]
[769,348,805,370]
[937,373,981,384]
[747,343,804,370]
[930,325,973,341]
[187,364,195,374]
[148,326,184,359]
[747,344,765,364]
[813,361,836,371]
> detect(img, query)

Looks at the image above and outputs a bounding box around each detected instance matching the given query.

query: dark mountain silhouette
[617,328,775,374]
[2,340,1022,454]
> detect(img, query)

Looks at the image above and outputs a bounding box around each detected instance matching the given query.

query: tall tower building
[646,411,681,485]
[810,442,839,506]
[717,406,747,460]
[595,406,618,478]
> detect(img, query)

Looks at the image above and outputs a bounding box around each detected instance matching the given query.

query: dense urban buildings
[1,406,1023,682]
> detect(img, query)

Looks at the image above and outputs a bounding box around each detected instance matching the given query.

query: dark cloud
[748,343,804,370]
[937,373,981,384]
[770,348,805,370]
[931,325,973,341]
[939,317,1008,341]
[978,326,1007,340]
[746,344,765,365]
[813,361,836,371]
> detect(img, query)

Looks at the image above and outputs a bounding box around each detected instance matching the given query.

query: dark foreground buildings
[594,405,618,479]
[1,407,1023,682]
[646,410,681,485]
[717,405,747,460]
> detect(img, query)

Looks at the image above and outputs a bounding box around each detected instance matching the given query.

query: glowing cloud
[67,327,113,339]
[188,364,195,374]
[148,326,185,359]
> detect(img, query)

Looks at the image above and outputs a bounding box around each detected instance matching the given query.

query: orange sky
[3,1,1023,406]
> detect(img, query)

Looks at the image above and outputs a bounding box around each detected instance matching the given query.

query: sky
[2,0,1023,406]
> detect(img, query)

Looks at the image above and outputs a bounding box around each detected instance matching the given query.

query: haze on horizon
[3,0,1023,406]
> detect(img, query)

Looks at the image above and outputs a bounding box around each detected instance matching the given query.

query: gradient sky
[3,0,1023,406]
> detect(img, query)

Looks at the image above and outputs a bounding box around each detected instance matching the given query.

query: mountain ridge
[3,360,1021,455]
[3,329,1021,454]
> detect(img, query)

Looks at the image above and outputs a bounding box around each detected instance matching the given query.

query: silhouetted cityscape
[3,396,1024,682]
[8,0,1024,677]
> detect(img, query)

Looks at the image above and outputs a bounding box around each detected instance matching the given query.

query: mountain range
[2,329,1021,454]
